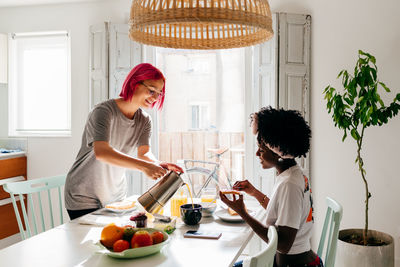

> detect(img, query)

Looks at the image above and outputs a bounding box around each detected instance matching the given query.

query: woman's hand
[219,191,247,217]
[159,162,184,173]
[233,180,257,196]
[142,162,168,180]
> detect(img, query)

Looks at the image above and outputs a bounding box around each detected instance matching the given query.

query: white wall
[0,0,131,179]
[1,0,399,264]
[268,0,400,265]
[0,83,7,136]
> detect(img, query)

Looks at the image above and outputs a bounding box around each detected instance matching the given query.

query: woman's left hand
[159,162,184,173]
[219,191,247,216]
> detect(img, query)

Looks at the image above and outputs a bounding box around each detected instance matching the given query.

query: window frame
[188,102,210,131]
[8,31,71,137]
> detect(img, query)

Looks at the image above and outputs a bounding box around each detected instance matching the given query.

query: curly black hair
[254,106,311,158]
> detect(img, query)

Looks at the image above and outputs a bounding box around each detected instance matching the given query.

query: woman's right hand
[233,180,257,196]
[142,162,168,180]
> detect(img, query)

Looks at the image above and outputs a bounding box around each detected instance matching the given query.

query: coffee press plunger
[138,171,185,213]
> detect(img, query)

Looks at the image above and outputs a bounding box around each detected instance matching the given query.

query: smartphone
[183,230,222,239]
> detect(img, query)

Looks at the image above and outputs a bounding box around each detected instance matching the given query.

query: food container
[130,211,148,227]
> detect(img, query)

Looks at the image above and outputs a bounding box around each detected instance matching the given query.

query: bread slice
[105,200,136,210]
[228,207,248,216]
[228,207,238,216]
[221,190,241,195]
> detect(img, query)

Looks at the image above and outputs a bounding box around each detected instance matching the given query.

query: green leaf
[342,130,347,142]
[370,68,377,81]
[351,128,360,140]
[379,82,391,92]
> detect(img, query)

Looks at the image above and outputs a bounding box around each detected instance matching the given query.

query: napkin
[77,214,130,227]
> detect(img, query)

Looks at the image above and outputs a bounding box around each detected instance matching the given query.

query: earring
[278,157,283,162]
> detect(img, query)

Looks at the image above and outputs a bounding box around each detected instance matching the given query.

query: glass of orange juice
[200,188,217,203]
[170,188,187,217]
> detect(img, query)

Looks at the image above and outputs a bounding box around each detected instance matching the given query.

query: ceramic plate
[95,228,169,259]
[215,209,255,222]
[104,206,137,213]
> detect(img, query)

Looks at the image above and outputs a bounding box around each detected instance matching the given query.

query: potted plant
[323,50,399,266]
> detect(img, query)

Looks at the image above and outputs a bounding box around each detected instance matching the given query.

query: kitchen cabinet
[0,33,7,83]
[0,156,27,240]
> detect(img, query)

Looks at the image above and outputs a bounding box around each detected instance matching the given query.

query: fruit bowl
[95,228,169,259]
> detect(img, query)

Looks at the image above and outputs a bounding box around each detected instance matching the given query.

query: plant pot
[335,229,394,267]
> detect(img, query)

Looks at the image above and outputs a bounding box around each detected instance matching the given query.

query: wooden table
[0,197,266,267]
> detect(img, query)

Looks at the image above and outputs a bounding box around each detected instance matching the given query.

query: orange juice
[170,195,187,217]
[200,188,217,203]
[185,183,195,209]
[201,195,217,203]
[157,207,164,215]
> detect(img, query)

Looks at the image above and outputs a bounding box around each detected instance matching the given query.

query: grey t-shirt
[65,99,151,210]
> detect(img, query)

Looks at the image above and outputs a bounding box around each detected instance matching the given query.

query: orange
[100,223,124,248]
[113,239,130,252]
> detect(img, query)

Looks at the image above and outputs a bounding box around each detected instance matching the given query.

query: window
[9,31,71,136]
[189,103,209,130]
[155,48,246,193]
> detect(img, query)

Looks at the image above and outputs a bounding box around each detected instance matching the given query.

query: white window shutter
[249,13,279,196]
[108,23,144,195]
[278,13,311,178]
[245,13,278,255]
[108,23,142,99]
[89,22,109,110]
[89,22,144,195]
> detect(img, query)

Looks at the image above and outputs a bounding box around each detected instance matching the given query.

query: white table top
[0,198,266,267]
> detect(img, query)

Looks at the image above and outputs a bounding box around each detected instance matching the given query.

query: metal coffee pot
[138,171,185,214]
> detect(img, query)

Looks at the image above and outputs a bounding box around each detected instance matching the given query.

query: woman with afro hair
[220,106,323,267]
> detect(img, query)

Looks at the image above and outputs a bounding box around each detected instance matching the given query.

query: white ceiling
[0,0,102,8]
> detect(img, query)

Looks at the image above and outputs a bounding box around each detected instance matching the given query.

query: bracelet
[260,194,267,205]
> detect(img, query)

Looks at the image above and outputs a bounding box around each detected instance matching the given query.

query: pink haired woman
[65,63,182,220]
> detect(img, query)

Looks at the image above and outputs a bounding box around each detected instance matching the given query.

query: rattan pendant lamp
[129,0,274,49]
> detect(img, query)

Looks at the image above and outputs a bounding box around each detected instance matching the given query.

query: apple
[151,231,164,244]
[123,226,136,241]
[131,230,153,248]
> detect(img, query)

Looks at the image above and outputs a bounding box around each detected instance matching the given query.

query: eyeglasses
[140,82,164,98]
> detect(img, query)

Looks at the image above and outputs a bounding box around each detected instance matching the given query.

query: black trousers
[67,208,98,220]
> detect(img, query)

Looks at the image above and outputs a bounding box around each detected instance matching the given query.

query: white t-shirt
[265,165,314,255]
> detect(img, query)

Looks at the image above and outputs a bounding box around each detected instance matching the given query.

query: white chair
[3,175,67,240]
[317,197,343,267]
[243,226,278,267]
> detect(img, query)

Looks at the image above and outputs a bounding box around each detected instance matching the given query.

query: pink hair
[119,63,166,110]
